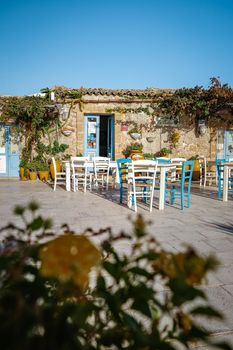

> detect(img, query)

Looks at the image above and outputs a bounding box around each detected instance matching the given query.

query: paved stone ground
[0,180,233,348]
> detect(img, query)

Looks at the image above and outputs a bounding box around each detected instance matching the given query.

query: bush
[0,203,231,350]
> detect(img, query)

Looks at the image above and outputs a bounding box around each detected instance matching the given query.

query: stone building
[53,87,233,161]
[0,87,233,178]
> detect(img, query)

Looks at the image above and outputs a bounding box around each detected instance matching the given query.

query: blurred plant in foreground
[0,202,231,350]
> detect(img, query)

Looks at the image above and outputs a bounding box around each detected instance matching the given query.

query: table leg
[223,165,229,202]
[159,168,166,210]
[66,162,71,191]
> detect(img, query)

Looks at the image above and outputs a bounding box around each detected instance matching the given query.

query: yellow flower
[39,234,101,289]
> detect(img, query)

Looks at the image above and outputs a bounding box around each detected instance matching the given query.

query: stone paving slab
[0,180,233,344]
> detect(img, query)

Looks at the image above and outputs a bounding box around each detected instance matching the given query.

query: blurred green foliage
[0,203,231,350]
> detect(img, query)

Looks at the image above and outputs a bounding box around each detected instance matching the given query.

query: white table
[223,162,233,201]
[63,160,118,192]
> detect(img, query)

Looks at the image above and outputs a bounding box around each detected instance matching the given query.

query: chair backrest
[216,158,226,165]
[181,160,194,188]
[71,158,87,175]
[116,158,132,185]
[131,160,158,187]
[155,157,171,164]
[52,157,57,177]
[94,158,110,174]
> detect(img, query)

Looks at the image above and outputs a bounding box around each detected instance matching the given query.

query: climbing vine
[0,96,59,160]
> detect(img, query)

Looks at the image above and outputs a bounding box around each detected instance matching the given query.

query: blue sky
[0,0,233,95]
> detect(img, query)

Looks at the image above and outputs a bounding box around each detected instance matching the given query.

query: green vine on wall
[0,96,59,161]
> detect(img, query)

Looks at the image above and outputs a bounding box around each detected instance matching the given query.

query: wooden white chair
[71,157,92,192]
[129,160,158,213]
[200,158,217,187]
[52,157,66,191]
[94,158,110,189]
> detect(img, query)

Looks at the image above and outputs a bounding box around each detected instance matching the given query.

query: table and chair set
[51,155,233,212]
[51,156,202,212]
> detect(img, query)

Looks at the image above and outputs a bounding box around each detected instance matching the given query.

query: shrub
[0,203,231,350]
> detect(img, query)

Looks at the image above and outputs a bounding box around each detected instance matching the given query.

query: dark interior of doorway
[99,116,108,157]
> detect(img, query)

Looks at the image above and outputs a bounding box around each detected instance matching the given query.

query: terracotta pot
[29,171,38,181]
[50,160,61,179]
[20,167,29,181]
[130,150,144,160]
[192,160,200,181]
[38,171,49,182]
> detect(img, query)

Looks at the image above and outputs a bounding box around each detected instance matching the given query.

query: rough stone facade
[53,92,218,160]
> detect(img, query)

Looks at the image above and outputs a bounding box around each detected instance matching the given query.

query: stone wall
[54,97,217,160]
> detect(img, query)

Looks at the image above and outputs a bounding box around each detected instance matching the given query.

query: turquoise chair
[166,160,194,209]
[116,158,132,204]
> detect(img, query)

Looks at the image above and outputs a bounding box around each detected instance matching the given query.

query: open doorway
[84,114,114,159]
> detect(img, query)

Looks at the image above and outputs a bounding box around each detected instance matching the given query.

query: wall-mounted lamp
[198,118,206,136]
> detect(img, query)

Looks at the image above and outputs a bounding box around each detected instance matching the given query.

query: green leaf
[13,205,25,216]
[28,201,39,212]
[29,216,44,231]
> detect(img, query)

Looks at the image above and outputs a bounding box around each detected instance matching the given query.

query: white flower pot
[130,133,141,140]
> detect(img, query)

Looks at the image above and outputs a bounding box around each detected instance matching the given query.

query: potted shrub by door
[28,160,38,181]
[19,159,29,181]
[38,162,49,182]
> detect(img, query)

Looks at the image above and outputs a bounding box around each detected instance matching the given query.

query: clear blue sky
[1,0,233,95]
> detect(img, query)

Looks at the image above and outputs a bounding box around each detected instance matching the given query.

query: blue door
[224,130,233,160]
[0,125,20,177]
[84,116,100,158]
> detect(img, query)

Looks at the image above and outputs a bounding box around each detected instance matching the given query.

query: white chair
[52,157,66,191]
[71,157,92,192]
[129,160,158,213]
[201,159,217,187]
[94,158,110,189]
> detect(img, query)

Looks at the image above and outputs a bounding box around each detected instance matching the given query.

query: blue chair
[116,158,132,204]
[166,160,194,209]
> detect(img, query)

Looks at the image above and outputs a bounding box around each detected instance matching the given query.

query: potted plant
[19,159,29,181]
[143,152,155,160]
[123,142,144,160]
[38,162,49,181]
[128,127,141,140]
[28,160,39,181]
[158,147,171,157]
